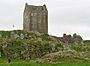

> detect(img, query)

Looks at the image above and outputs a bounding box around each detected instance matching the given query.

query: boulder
[10,32,19,39]
[20,33,24,39]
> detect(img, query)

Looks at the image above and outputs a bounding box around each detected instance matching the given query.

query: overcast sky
[0,0,90,40]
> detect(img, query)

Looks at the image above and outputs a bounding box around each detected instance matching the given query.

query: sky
[0,0,90,40]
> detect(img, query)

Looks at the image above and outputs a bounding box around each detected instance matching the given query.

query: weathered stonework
[23,3,48,33]
[59,33,83,44]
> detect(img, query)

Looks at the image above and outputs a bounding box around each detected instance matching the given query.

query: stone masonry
[23,3,48,33]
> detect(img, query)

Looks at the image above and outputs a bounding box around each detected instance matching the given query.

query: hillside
[0,30,90,64]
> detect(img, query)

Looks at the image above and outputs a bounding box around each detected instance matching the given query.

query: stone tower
[23,3,48,33]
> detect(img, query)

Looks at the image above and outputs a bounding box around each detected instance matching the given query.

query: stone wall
[23,3,48,33]
[59,33,83,44]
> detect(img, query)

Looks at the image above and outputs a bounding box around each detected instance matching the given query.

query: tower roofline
[24,3,47,11]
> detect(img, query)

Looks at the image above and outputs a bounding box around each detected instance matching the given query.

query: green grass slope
[0,30,90,66]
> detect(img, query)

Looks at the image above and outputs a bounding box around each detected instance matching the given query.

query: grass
[0,62,90,66]
[0,57,90,66]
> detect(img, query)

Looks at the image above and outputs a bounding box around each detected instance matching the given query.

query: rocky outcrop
[0,30,87,64]
[73,33,83,44]
[36,49,90,63]
[0,30,64,59]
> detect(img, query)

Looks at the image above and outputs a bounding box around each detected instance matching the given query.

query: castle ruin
[23,3,48,33]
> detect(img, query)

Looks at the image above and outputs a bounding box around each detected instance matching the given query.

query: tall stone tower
[23,3,48,33]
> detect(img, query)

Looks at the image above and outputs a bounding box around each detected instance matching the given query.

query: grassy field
[0,57,90,66]
[0,62,90,66]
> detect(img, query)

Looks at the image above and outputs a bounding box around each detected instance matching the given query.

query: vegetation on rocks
[0,30,90,65]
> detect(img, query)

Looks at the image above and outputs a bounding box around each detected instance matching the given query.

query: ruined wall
[59,33,83,44]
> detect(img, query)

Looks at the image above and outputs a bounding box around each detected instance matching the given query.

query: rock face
[59,33,83,44]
